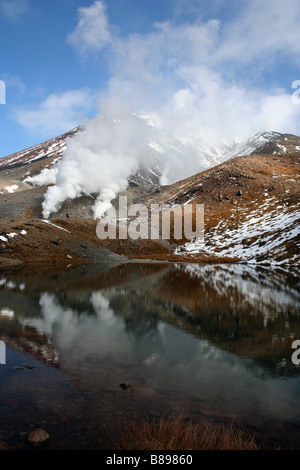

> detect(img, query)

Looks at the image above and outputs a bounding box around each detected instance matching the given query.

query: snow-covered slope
[129,130,291,186]
[148,143,300,266]
[179,194,299,266]
[174,131,296,174]
[0,128,81,169]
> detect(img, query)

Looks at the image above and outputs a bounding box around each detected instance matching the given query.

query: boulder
[27,429,49,447]
[50,237,59,245]
[119,382,131,390]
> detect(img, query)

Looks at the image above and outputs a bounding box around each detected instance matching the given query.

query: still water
[0,261,299,450]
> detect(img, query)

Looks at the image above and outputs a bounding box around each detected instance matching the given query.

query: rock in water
[27,429,49,447]
[119,382,131,390]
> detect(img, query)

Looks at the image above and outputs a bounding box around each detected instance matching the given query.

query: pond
[0,261,299,450]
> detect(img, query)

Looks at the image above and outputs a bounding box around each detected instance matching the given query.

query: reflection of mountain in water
[0,262,299,378]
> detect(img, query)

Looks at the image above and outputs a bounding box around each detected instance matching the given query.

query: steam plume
[39,0,300,219]
[42,97,158,218]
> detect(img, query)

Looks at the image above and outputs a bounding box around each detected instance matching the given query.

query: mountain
[0,125,294,189]
[0,127,80,170]
[149,144,300,266]
[129,130,300,186]
[0,128,299,267]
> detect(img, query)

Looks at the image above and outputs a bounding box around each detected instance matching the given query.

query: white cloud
[217,0,300,64]
[100,11,300,142]
[108,19,220,95]
[14,89,96,138]
[0,0,29,21]
[1,74,26,95]
[67,1,112,56]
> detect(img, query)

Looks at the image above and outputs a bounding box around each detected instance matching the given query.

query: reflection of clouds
[6,270,300,423]
[0,307,14,318]
[90,291,116,326]
[0,262,298,434]
[39,293,77,335]
[20,293,79,345]
[151,323,300,420]
[6,281,16,289]
[21,291,133,361]
[143,353,159,366]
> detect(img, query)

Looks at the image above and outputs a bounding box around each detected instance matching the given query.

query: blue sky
[1,0,300,158]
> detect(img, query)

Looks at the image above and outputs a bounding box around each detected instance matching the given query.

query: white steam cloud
[40,0,300,219]
[42,98,158,219]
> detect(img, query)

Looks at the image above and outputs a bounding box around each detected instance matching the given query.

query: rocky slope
[147,140,300,266]
[0,130,299,267]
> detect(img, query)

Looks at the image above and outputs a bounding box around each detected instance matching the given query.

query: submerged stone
[27,428,49,447]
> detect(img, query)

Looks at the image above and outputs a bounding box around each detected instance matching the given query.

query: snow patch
[42,220,71,233]
[276,144,286,152]
[5,184,19,193]
[7,232,17,238]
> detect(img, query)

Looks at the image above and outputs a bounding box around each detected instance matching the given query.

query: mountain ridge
[1,126,296,186]
[0,128,299,267]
